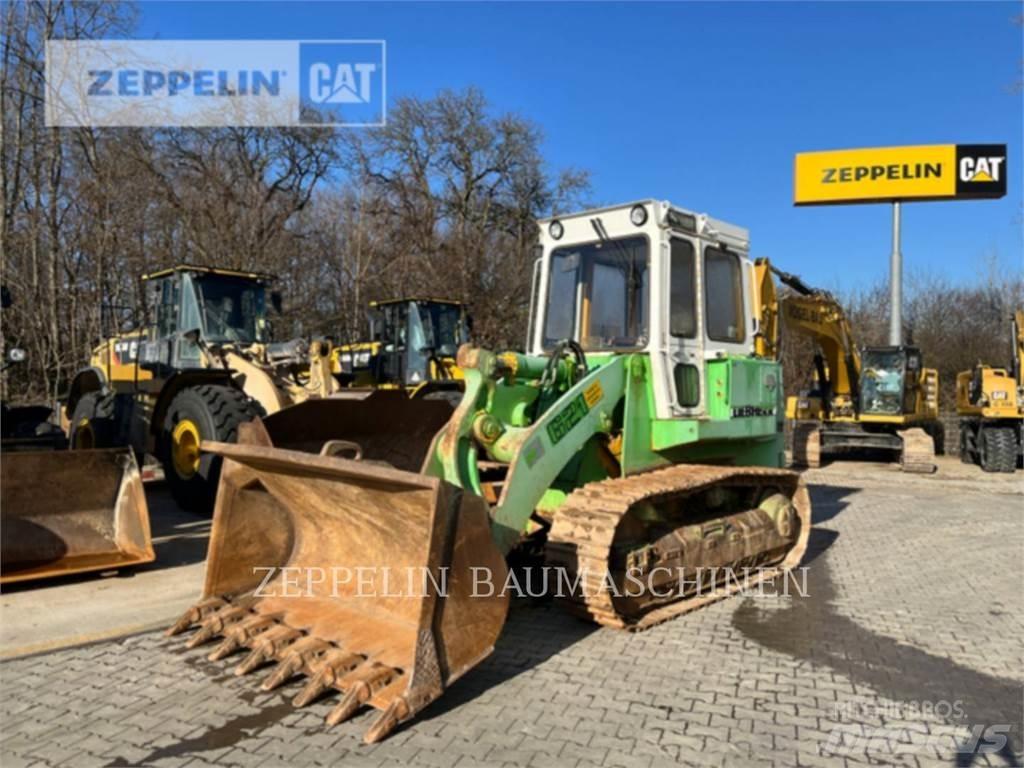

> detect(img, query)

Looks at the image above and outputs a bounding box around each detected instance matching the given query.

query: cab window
[670,238,696,338]
[543,236,649,351]
[704,246,745,343]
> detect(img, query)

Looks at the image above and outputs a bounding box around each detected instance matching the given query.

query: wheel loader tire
[69,391,117,450]
[959,422,975,464]
[161,384,264,514]
[979,426,1016,474]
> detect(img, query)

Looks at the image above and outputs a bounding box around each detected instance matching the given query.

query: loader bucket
[1,449,154,585]
[168,422,509,743]
[259,390,455,470]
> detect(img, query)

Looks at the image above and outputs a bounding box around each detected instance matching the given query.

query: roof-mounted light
[630,204,648,226]
[666,209,696,232]
[548,220,564,240]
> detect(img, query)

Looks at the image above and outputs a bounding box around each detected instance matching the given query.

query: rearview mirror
[270,291,283,314]
[182,328,201,346]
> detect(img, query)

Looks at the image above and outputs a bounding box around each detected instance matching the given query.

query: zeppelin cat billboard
[794,144,1007,205]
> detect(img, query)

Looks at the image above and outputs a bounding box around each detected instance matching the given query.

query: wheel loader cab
[141,266,274,370]
[368,299,468,387]
[531,201,761,422]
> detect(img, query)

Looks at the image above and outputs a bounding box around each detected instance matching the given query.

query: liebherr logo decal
[546,380,604,446]
[732,406,776,418]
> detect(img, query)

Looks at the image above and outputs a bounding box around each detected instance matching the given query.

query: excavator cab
[859,345,922,416]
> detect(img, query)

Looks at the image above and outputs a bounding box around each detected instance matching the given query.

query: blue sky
[135,1,1023,291]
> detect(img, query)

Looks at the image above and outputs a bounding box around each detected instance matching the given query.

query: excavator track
[545,464,811,631]
[898,427,937,474]
[790,422,822,468]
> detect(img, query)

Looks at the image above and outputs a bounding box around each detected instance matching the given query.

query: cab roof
[141,264,277,283]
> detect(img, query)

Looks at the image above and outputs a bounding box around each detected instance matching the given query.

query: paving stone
[1,472,1021,767]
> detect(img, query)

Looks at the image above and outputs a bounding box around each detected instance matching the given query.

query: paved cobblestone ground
[2,465,1021,767]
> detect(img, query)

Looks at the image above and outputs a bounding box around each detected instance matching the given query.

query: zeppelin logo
[732,406,775,418]
[87,69,282,97]
[821,163,941,184]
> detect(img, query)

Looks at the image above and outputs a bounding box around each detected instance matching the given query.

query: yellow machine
[66,265,339,511]
[331,298,468,398]
[774,267,941,472]
[956,310,1023,472]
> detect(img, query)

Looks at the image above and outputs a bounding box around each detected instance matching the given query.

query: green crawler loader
[169,200,812,742]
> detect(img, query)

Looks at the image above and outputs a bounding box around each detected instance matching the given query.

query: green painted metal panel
[489,357,627,554]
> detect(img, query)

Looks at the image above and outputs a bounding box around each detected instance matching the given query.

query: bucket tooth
[260,636,329,692]
[251,624,302,655]
[326,663,397,726]
[292,669,331,708]
[325,689,363,726]
[208,636,241,662]
[292,651,365,707]
[210,615,276,663]
[185,624,220,649]
[185,604,252,649]
[262,656,302,692]
[167,597,226,636]
[365,699,408,744]
[235,648,269,676]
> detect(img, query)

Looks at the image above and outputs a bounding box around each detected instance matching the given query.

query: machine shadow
[806,483,859,525]
[416,595,597,723]
[136,482,212,571]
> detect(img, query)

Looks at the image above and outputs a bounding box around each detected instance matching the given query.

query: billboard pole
[889,201,902,345]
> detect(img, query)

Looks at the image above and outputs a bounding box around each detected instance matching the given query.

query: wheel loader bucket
[258,389,455,470]
[1,449,154,585]
[168,420,509,743]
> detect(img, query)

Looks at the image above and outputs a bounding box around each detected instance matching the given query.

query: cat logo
[955,144,1007,197]
[961,160,999,183]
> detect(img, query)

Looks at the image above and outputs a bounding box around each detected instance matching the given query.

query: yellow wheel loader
[956,310,1023,472]
[331,298,468,400]
[66,265,340,512]
[167,201,812,742]
[774,268,941,472]
[0,289,153,584]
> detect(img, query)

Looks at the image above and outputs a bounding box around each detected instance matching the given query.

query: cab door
[663,234,704,416]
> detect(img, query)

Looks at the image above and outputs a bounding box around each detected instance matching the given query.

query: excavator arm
[771,266,861,417]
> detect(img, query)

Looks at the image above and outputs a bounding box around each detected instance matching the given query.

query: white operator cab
[528,200,762,421]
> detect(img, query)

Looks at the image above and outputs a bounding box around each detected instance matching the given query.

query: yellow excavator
[774,268,941,472]
[956,310,1023,472]
[66,264,340,512]
[166,199,813,742]
[331,298,468,398]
